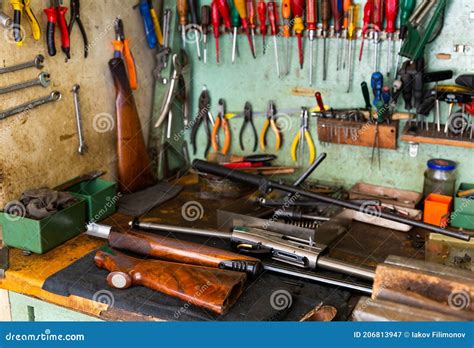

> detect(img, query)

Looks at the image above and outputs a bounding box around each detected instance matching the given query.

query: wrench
[0,72,50,95]
[0,91,61,120]
[0,54,44,74]
[72,84,87,155]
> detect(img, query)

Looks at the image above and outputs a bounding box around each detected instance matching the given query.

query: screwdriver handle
[282,0,291,37]
[230,1,241,27]
[247,0,256,29]
[290,0,305,34]
[343,0,351,29]
[361,82,372,110]
[348,5,356,39]
[10,0,23,44]
[306,0,317,31]
[371,72,384,106]
[330,0,342,33]
[217,0,232,29]
[177,0,188,26]
[188,0,199,24]
[201,5,211,34]
[44,7,57,56]
[361,0,373,34]
[234,0,249,29]
[212,1,221,37]
[257,0,267,36]
[321,0,331,32]
[268,2,279,36]
[399,0,416,39]
[139,0,158,49]
[372,0,383,31]
[57,6,70,58]
[385,0,398,34]
[315,92,325,111]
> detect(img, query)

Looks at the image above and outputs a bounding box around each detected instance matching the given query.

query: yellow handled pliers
[260,101,282,151]
[10,0,41,46]
[291,107,316,165]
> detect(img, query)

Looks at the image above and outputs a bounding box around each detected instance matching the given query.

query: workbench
[0,176,425,322]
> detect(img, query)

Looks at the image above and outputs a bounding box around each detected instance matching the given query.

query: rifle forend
[95,248,246,315]
[109,58,155,193]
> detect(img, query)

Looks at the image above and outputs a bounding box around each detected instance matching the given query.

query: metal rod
[318,256,375,281]
[131,219,232,239]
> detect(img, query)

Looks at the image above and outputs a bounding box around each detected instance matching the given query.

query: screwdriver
[306,0,317,84]
[361,82,373,112]
[346,5,357,93]
[246,0,257,54]
[342,0,351,70]
[234,0,257,58]
[282,0,292,75]
[358,0,373,62]
[201,5,211,64]
[321,0,332,81]
[257,0,267,54]
[371,72,384,112]
[268,1,281,78]
[177,0,188,49]
[290,0,305,70]
[188,0,202,60]
[230,1,241,63]
[331,0,343,71]
[372,0,384,72]
[385,0,398,77]
[211,1,222,63]
[395,0,416,77]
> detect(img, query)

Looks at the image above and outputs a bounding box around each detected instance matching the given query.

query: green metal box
[450,212,474,230]
[66,179,118,222]
[0,199,87,254]
[454,183,474,215]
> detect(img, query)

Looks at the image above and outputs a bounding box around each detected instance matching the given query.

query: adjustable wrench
[72,84,87,155]
[0,72,50,94]
[0,91,61,120]
[0,54,44,74]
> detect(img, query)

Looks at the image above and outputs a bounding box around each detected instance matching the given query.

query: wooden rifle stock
[108,229,262,276]
[95,248,246,314]
[109,58,155,193]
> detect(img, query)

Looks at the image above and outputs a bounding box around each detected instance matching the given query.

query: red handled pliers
[44,0,70,59]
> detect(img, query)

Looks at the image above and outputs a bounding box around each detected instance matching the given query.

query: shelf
[400,123,474,149]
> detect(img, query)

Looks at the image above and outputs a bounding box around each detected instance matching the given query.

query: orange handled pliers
[112,18,137,90]
[211,99,231,155]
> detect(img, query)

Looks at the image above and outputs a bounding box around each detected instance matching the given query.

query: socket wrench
[0,72,50,94]
[0,91,61,120]
[72,84,87,155]
[0,54,44,74]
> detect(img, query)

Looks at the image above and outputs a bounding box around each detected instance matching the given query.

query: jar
[423,159,457,198]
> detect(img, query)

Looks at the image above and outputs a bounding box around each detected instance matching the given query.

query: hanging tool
[147,0,163,46]
[68,0,88,58]
[211,1,222,63]
[230,1,242,63]
[112,18,137,90]
[282,0,291,75]
[361,81,373,116]
[372,0,384,72]
[44,0,70,58]
[234,0,256,58]
[240,102,258,152]
[0,0,12,29]
[358,0,373,62]
[212,99,231,155]
[371,72,384,109]
[341,0,351,69]
[268,1,281,78]
[257,0,267,54]
[246,0,257,55]
[321,0,331,81]
[385,0,398,77]
[154,9,172,84]
[191,87,212,157]
[290,0,305,69]
[291,107,316,165]
[260,101,281,151]
[315,92,327,111]
[201,5,211,64]
[394,0,416,76]
[371,72,383,169]
[177,0,188,48]
[346,5,356,93]
[187,0,202,60]
[10,0,41,46]
[306,0,317,84]
[134,0,158,49]
[330,0,343,71]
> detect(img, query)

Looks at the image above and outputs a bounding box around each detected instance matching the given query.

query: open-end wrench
[72,84,87,155]
[0,54,44,74]
[0,91,61,120]
[0,72,50,94]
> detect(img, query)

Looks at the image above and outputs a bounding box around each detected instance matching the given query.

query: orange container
[423,194,453,227]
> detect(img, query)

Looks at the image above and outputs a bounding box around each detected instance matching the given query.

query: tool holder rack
[401,123,474,149]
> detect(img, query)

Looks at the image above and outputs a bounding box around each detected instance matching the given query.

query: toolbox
[0,198,87,254]
[454,183,474,215]
[65,179,118,222]
[423,194,453,227]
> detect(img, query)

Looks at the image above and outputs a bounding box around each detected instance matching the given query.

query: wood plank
[401,124,474,149]
[0,289,11,321]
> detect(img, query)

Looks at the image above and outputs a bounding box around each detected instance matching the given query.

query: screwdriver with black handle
[290,0,305,70]
[188,0,202,60]
[306,0,317,84]
[201,5,211,64]
[321,0,331,81]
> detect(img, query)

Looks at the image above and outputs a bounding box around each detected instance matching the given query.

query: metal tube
[131,220,232,240]
[318,256,375,281]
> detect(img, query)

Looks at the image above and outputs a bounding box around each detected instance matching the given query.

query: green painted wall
[155,0,474,192]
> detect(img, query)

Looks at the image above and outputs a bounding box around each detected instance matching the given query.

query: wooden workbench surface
[0,176,424,321]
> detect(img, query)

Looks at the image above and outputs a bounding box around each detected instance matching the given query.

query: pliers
[239,102,258,152]
[112,18,137,90]
[10,0,41,46]
[291,107,316,165]
[68,0,89,58]
[260,101,282,151]
[44,0,70,58]
[211,99,231,155]
[191,87,213,158]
